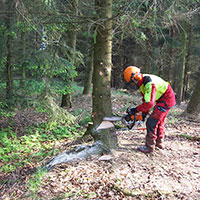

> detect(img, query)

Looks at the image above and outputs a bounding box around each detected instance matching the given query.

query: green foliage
[51,79,72,95]
[179,134,200,141]
[72,82,84,94]
[140,32,147,41]
[93,30,97,44]
[79,116,92,126]
[51,123,81,139]
[131,17,139,28]
[19,76,75,98]
[23,79,45,95]
[8,31,17,38]
[22,50,78,97]
[0,129,24,172]
[72,108,84,116]
[0,102,16,118]
[27,47,77,80]
[167,116,177,125]
[28,167,47,198]
[0,121,83,173]
[179,134,192,140]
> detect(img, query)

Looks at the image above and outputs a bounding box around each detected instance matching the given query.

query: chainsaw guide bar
[103,115,146,131]
[103,116,122,122]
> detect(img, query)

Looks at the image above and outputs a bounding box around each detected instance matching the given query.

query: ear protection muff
[131,72,141,81]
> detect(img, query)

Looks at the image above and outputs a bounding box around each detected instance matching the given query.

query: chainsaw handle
[127,113,136,130]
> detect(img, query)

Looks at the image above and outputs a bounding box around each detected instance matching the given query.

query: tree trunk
[176,28,187,105]
[150,45,160,74]
[83,49,94,95]
[5,1,14,100]
[20,30,26,88]
[92,0,118,149]
[183,26,192,101]
[167,27,175,85]
[185,70,200,120]
[61,0,78,108]
[6,34,13,99]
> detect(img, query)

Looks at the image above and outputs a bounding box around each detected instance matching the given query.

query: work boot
[145,132,156,152]
[156,138,165,149]
[137,145,153,153]
[156,143,165,149]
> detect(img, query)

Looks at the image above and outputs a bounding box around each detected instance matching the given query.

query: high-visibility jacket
[136,74,175,113]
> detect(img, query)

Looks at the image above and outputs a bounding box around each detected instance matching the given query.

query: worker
[123,66,176,153]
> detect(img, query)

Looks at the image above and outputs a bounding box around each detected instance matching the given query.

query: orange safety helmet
[123,66,142,83]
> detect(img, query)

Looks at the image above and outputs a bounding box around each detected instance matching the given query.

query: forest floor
[0,91,200,200]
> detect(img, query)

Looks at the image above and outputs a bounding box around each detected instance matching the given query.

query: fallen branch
[179,134,200,141]
[113,183,143,197]
[113,183,172,198]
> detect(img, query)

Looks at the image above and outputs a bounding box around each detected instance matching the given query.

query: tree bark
[167,26,175,85]
[5,1,15,100]
[61,0,78,108]
[20,30,26,88]
[92,0,118,149]
[183,26,192,101]
[83,49,94,95]
[185,69,200,120]
[176,28,187,105]
[6,34,13,99]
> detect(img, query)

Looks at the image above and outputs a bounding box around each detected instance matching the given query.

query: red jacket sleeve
[136,84,156,113]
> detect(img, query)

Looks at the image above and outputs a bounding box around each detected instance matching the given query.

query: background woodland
[0,1,200,199]
[0,0,200,112]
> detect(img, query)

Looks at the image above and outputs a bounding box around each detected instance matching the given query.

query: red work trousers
[145,84,176,150]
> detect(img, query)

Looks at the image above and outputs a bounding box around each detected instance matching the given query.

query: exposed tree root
[44,121,118,171]
[44,140,106,171]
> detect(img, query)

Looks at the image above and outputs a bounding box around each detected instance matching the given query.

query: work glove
[126,107,137,116]
[124,114,131,122]
[142,113,147,121]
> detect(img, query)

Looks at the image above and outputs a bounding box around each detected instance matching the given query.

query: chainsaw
[103,112,146,130]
